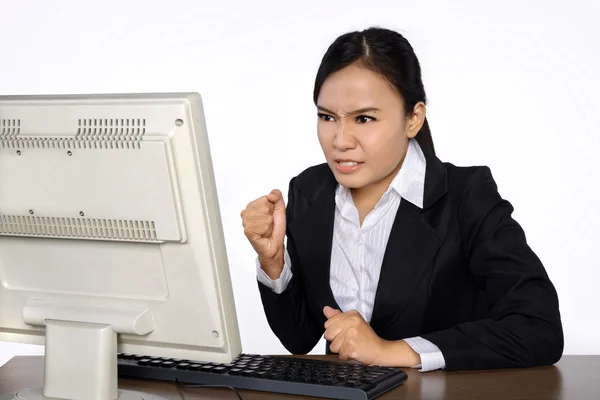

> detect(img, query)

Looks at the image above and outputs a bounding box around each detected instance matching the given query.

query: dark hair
[313,27,434,154]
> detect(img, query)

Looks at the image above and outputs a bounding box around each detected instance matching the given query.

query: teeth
[339,161,358,167]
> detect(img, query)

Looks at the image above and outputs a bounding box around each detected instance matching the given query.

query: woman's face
[316,64,424,191]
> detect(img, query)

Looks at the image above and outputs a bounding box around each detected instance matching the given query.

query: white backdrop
[0,0,598,367]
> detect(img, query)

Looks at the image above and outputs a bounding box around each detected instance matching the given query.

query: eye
[317,113,335,122]
[356,115,375,123]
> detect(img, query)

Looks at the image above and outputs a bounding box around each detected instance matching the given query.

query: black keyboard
[117,352,408,400]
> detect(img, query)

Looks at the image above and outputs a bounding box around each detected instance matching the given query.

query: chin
[331,171,368,189]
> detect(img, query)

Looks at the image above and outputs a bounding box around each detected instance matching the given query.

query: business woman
[240,27,563,372]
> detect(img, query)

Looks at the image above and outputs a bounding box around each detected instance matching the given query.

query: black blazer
[257,144,563,371]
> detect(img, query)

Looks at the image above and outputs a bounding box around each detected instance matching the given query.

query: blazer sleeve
[421,167,564,370]
[257,177,324,354]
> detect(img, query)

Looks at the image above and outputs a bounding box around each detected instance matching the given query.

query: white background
[0,0,598,366]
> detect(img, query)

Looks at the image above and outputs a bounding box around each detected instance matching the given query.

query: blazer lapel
[369,199,441,334]
[369,143,447,335]
[287,184,340,322]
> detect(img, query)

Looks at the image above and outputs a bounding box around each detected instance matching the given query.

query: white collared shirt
[257,139,445,372]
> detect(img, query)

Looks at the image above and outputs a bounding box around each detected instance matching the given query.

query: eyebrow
[317,105,381,116]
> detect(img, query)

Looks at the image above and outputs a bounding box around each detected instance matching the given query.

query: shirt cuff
[255,248,293,294]
[403,337,446,372]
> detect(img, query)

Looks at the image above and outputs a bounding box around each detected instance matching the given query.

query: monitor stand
[0,320,167,400]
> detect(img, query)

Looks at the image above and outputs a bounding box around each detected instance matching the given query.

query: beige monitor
[0,93,242,400]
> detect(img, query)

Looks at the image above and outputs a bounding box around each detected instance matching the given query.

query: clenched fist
[241,189,286,279]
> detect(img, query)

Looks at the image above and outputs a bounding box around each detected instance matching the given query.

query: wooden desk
[0,355,597,399]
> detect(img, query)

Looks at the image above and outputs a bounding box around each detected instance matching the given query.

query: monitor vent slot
[0,215,159,243]
[77,118,146,138]
[0,118,146,149]
[0,119,21,137]
[0,138,142,149]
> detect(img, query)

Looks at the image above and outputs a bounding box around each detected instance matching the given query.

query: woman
[240,27,563,371]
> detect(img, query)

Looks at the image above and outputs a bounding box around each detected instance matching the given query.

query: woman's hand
[241,189,286,279]
[323,306,421,367]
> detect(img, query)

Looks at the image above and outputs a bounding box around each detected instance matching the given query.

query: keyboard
[117,352,408,400]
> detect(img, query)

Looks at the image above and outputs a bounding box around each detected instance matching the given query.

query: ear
[406,102,426,139]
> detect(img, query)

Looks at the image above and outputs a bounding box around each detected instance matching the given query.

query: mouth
[334,159,362,167]
[333,159,363,174]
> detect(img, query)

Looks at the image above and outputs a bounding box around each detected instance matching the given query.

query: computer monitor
[0,93,242,400]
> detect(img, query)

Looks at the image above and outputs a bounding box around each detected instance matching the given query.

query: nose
[333,120,356,151]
